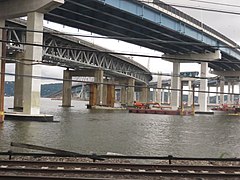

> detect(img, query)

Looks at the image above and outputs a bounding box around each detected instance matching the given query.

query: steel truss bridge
[5,19,152,84]
[44,0,240,72]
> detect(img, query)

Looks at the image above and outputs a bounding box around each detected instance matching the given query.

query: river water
[0,97,240,158]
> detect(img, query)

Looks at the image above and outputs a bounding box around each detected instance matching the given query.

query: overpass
[6,19,152,84]
[0,0,239,120]
[5,18,152,109]
[45,0,240,69]
[44,0,240,111]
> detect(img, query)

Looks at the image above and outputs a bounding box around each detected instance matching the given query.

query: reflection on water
[0,97,240,158]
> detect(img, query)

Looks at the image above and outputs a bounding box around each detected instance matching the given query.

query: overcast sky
[6,0,240,83]
[163,0,240,43]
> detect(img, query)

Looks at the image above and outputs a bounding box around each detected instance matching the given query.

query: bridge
[43,0,240,111]
[5,18,152,110]
[6,19,152,84]
[0,0,239,121]
[45,0,240,69]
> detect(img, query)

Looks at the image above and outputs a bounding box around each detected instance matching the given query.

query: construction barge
[211,104,240,115]
[128,102,194,116]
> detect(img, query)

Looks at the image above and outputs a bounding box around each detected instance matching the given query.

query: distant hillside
[4,81,62,97]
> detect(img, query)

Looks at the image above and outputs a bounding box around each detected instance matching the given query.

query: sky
[6,0,240,83]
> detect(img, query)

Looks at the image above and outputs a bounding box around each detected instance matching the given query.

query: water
[0,97,240,158]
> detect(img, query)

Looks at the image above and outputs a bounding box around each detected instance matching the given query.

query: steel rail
[1,151,240,164]
[0,166,240,178]
[0,174,111,180]
[0,160,240,171]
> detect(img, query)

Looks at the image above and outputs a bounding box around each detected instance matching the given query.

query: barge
[129,102,193,116]
[211,104,240,114]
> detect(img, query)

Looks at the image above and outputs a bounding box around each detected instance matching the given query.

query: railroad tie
[171,170,179,173]
[57,167,64,170]
[201,170,209,173]
[187,170,195,173]
[155,170,162,172]
[74,168,81,170]
[219,171,226,174]
[41,167,49,169]
[0,165,8,168]
[234,171,240,174]
[124,169,131,171]
[106,168,113,171]
[138,169,146,172]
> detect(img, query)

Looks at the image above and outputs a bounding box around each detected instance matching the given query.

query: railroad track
[0,160,240,179]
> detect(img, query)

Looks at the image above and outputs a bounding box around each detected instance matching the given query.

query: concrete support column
[127,78,135,106]
[231,83,234,104]
[23,12,43,114]
[152,89,157,102]
[94,69,103,105]
[227,82,231,105]
[199,62,208,112]
[89,84,97,106]
[156,74,162,104]
[102,79,108,106]
[207,86,210,104]
[134,92,137,101]
[167,86,171,104]
[147,87,151,103]
[171,62,180,109]
[139,84,148,103]
[107,84,115,107]
[14,53,25,109]
[220,79,225,104]
[216,86,219,104]
[120,86,126,105]
[161,88,165,104]
[62,70,72,107]
[188,80,193,106]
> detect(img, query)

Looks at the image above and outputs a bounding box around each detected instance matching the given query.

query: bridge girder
[43,0,240,72]
[5,19,152,84]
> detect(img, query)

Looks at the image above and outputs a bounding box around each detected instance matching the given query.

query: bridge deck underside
[45,0,240,72]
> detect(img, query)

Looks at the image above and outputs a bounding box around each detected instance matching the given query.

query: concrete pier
[89,84,97,107]
[215,86,219,104]
[231,83,234,104]
[107,84,115,107]
[22,12,43,115]
[127,78,135,106]
[199,62,208,112]
[227,82,231,105]
[139,84,148,103]
[14,53,24,109]
[95,69,103,105]
[62,70,72,107]
[156,74,162,104]
[0,0,64,121]
[220,78,225,104]
[188,80,193,106]
[171,62,180,109]
[120,86,127,105]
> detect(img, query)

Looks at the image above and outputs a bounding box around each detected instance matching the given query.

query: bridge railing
[150,0,238,47]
